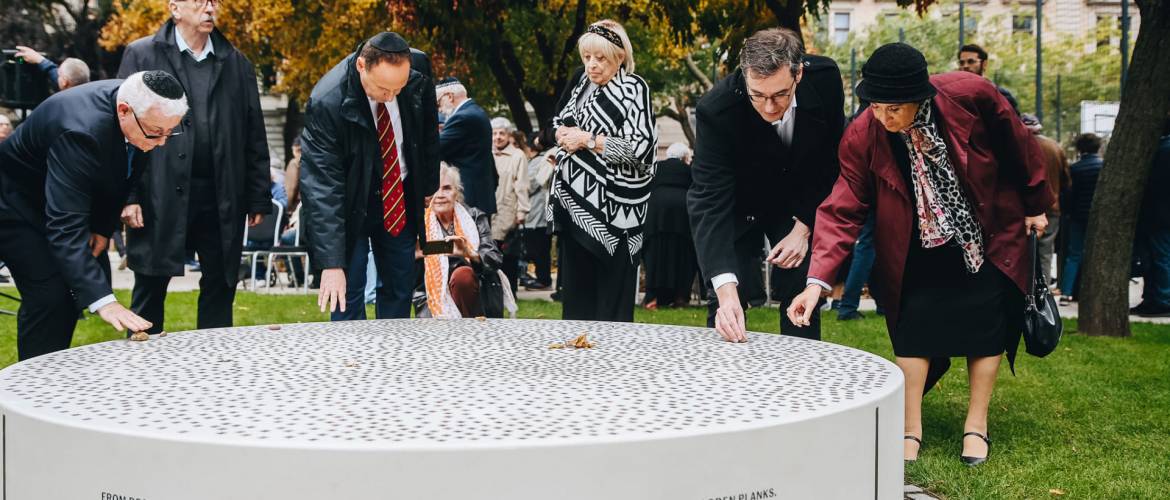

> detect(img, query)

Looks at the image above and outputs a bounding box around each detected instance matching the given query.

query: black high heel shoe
[904,435,923,463]
[960,431,991,466]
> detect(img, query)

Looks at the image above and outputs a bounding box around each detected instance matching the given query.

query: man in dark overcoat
[117,0,272,334]
[688,28,845,342]
[300,32,440,318]
[0,72,186,358]
[436,78,496,215]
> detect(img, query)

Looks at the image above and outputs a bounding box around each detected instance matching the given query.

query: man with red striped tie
[300,32,440,318]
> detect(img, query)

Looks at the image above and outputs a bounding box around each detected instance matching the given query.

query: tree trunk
[282,98,303,166]
[657,95,696,147]
[763,0,806,36]
[1078,0,1170,336]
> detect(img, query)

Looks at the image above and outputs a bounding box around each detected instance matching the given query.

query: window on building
[1012,15,1034,34]
[833,12,851,44]
[1096,15,1118,48]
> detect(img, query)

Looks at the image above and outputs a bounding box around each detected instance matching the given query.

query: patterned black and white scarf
[901,101,985,272]
[547,68,657,259]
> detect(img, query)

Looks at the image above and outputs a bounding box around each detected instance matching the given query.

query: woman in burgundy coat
[788,44,1052,466]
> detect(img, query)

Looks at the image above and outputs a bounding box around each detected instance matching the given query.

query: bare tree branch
[685,53,714,91]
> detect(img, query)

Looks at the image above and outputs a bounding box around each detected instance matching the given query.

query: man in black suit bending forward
[0,71,187,359]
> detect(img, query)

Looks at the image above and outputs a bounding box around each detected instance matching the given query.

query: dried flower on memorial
[549,334,594,350]
[129,332,149,342]
[571,334,594,349]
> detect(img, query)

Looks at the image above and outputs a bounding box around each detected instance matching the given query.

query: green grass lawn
[1,291,1167,499]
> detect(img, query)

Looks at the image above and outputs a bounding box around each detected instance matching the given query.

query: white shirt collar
[175,29,214,62]
[769,93,798,127]
[451,97,471,116]
[770,94,798,145]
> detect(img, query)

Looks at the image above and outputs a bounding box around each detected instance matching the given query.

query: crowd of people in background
[3,3,1170,469]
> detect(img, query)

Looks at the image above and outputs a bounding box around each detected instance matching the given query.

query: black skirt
[892,240,1023,358]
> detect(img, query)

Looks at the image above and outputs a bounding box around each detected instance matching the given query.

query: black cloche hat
[855,43,936,104]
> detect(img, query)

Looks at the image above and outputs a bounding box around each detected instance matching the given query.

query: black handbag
[478,267,505,318]
[1023,232,1062,357]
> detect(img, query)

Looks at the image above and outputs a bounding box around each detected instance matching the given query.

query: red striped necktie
[376,103,407,236]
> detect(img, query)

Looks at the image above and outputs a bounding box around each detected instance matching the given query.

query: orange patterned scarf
[423,204,479,318]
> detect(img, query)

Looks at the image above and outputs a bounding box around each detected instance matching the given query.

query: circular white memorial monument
[0,319,904,499]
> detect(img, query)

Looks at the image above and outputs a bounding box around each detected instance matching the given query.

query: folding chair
[264,205,311,294]
[241,200,284,290]
[0,262,18,316]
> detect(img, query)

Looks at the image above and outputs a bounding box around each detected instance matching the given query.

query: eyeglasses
[958,58,982,65]
[746,80,797,106]
[183,0,222,6]
[129,106,183,139]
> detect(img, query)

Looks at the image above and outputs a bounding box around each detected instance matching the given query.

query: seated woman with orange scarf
[413,164,503,318]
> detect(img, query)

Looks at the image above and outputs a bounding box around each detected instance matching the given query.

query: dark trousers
[0,220,80,360]
[706,239,822,340]
[131,186,236,334]
[839,214,879,316]
[498,237,520,295]
[523,228,552,285]
[559,234,636,322]
[331,208,417,321]
[1138,227,1170,306]
[1061,218,1087,296]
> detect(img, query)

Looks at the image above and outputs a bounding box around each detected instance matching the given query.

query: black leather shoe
[960,432,991,466]
[1138,303,1170,318]
[904,435,922,463]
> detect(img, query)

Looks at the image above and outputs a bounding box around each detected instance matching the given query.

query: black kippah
[142,71,184,99]
[368,32,410,54]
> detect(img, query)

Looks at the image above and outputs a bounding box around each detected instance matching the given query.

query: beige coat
[490,145,530,240]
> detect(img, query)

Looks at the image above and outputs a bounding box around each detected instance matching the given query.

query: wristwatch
[586,132,597,151]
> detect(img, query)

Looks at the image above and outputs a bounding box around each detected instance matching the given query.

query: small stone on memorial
[129,332,149,342]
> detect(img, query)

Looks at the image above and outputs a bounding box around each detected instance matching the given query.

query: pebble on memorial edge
[267,325,282,331]
[474,316,486,321]
[129,332,149,342]
[159,332,168,338]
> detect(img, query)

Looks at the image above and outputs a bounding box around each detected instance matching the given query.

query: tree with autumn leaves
[96,0,884,138]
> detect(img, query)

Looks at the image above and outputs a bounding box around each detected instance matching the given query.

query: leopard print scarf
[901,101,985,273]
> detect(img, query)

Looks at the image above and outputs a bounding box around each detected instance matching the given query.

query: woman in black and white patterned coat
[550,19,657,321]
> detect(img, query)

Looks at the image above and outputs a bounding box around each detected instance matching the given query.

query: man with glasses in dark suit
[688,28,845,343]
[0,71,187,359]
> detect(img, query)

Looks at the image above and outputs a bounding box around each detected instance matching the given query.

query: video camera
[1,49,51,111]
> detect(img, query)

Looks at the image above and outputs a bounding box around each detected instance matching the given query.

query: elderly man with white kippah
[436,78,496,215]
[0,71,187,360]
[490,116,529,294]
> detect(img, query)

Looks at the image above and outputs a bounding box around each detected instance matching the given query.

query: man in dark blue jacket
[1060,133,1104,302]
[436,78,496,214]
[0,71,186,359]
[1133,118,1170,316]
